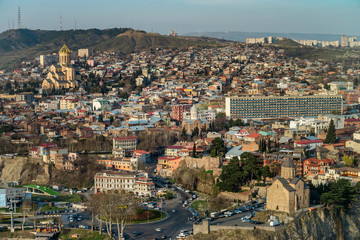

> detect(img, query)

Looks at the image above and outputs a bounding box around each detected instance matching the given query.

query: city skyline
[0,0,359,36]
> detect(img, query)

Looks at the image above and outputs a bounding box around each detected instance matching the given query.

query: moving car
[156,228,162,232]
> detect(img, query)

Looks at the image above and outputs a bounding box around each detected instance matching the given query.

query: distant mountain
[183,31,358,42]
[0,28,226,69]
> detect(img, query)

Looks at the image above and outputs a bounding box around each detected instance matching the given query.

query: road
[60,186,194,239]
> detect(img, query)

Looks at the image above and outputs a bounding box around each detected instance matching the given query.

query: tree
[192,127,199,139]
[180,127,187,141]
[261,166,271,182]
[218,158,243,192]
[210,137,226,157]
[321,179,357,211]
[354,77,359,87]
[324,119,336,144]
[241,152,260,185]
[21,200,32,230]
[109,115,114,124]
[191,143,196,158]
[90,192,138,239]
[269,162,281,177]
[113,192,138,240]
[267,139,271,153]
[343,155,355,167]
[98,114,104,123]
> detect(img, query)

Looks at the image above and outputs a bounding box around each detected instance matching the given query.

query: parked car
[250,220,263,225]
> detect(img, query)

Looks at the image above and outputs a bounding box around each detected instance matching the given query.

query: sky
[0,0,359,36]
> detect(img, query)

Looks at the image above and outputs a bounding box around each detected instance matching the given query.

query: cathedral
[266,157,310,213]
[42,44,79,91]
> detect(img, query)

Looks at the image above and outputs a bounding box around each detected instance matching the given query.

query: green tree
[241,152,260,185]
[261,166,271,182]
[267,139,271,153]
[98,114,103,122]
[234,119,243,126]
[109,115,114,124]
[218,158,242,192]
[210,137,226,157]
[192,143,196,158]
[259,139,264,153]
[181,127,187,141]
[321,179,357,211]
[325,119,336,144]
[192,127,199,139]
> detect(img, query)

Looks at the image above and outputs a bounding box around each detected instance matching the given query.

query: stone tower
[281,156,295,179]
[59,43,71,65]
[190,104,198,120]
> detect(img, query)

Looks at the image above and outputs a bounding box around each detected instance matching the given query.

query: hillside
[96,30,223,52]
[0,28,226,69]
[190,205,360,240]
[272,39,300,47]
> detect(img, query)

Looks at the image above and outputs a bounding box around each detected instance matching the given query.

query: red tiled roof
[246,133,260,138]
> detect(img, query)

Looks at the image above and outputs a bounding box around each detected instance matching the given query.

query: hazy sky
[0,0,359,35]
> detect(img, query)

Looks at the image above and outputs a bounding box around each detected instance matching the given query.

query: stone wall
[183,156,222,171]
[219,191,252,202]
[193,220,210,235]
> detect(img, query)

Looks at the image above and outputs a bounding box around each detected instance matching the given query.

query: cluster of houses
[1,38,360,201]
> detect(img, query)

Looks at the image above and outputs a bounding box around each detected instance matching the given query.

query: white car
[156,228,162,232]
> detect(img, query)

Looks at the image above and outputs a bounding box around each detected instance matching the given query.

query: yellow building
[42,44,79,91]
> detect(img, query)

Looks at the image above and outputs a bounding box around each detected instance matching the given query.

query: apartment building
[225,95,342,119]
[113,136,137,156]
[171,104,191,122]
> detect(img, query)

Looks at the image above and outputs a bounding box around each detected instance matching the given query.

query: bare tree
[21,199,32,230]
[112,191,138,240]
[90,192,138,240]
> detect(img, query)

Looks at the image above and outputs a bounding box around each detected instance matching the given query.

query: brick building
[171,104,191,122]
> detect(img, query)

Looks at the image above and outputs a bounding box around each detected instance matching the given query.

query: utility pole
[10,200,14,233]
[18,6,21,29]
[60,15,62,31]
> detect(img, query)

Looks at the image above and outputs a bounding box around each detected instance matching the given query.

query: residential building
[225,95,343,119]
[156,156,182,177]
[171,104,191,122]
[113,136,137,156]
[303,158,335,176]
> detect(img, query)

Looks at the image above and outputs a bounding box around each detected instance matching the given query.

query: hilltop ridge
[0,28,227,69]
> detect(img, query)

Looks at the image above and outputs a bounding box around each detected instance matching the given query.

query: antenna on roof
[17,6,21,29]
[74,20,76,30]
[12,19,14,29]
[60,15,63,31]
[8,19,10,30]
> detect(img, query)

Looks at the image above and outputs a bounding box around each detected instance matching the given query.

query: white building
[92,98,111,111]
[94,170,155,196]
